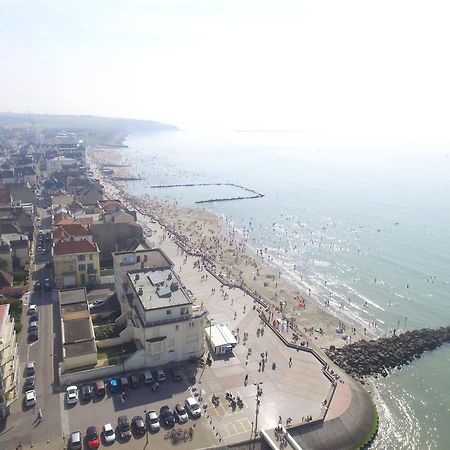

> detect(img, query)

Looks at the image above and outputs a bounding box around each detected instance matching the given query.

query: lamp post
[254,381,263,437]
[122,346,126,374]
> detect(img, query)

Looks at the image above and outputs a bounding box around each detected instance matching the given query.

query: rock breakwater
[326,327,450,379]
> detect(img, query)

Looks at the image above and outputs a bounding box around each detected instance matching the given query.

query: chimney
[138,287,143,296]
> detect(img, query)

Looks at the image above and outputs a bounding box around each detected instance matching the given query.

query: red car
[86,426,100,449]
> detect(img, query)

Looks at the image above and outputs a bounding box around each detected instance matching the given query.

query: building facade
[0,304,19,419]
[53,240,101,289]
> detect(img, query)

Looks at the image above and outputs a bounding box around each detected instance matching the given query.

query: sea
[120,129,450,450]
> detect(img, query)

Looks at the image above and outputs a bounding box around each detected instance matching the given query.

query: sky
[1,0,450,141]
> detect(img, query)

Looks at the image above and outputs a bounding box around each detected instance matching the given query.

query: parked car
[132,415,146,435]
[120,376,129,390]
[81,384,93,400]
[25,390,37,407]
[28,304,37,314]
[24,375,35,390]
[94,379,106,396]
[29,312,39,322]
[174,403,189,423]
[118,415,131,440]
[86,426,100,449]
[34,281,41,291]
[69,431,82,450]
[28,321,38,332]
[143,370,153,385]
[66,385,78,404]
[89,299,105,310]
[159,405,175,427]
[145,410,160,432]
[26,361,36,376]
[172,367,183,382]
[29,329,39,341]
[44,278,50,290]
[108,377,120,393]
[185,397,201,418]
[131,374,140,388]
[156,368,166,382]
[103,423,116,443]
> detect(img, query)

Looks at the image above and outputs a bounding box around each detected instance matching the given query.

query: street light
[122,346,126,374]
[253,381,263,437]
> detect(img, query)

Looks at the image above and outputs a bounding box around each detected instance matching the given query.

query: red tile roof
[53,223,91,239]
[54,239,98,256]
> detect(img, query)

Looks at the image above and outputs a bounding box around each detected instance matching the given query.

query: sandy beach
[88,146,367,351]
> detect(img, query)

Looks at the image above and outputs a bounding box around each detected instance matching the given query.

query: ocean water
[121,129,450,449]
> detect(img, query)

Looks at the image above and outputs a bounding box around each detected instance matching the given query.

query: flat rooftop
[64,340,96,357]
[59,288,87,305]
[114,248,173,271]
[129,268,191,311]
[63,316,94,343]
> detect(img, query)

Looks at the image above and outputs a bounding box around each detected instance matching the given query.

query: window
[180,308,188,315]
[166,310,172,315]
[89,254,93,261]
[137,255,141,262]
[87,263,94,271]
[78,264,86,271]
[77,255,85,262]
[175,325,179,331]
[189,322,195,328]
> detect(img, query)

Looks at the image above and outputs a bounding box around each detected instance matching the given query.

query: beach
[88,145,367,352]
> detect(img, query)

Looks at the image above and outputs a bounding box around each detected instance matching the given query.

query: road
[0,205,63,449]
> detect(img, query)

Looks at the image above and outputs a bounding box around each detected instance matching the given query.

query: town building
[47,156,77,175]
[53,239,101,289]
[113,249,206,367]
[0,303,20,419]
[59,288,97,373]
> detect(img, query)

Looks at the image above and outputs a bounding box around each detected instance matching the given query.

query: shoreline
[88,144,370,351]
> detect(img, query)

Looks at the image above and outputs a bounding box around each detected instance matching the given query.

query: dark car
[159,405,176,427]
[131,374,140,389]
[81,384,93,400]
[29,329,39,341]
[132,415,146,435]
[86,426,100,449]
[69,431,82,450]
[24,376,35,390]
[118,415,131,440]
[29,312,39,322]
[34,281,41,291]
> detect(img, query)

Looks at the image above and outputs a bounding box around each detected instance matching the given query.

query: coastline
[88,144,370,350]
[87,143,379,449]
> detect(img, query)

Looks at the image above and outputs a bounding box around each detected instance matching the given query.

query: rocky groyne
[326,327,450,379]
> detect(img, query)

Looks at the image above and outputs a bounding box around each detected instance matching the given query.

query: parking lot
[62,369,218,449]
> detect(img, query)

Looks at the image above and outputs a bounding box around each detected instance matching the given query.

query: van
[143,370,153,385]
[94,379,105,397]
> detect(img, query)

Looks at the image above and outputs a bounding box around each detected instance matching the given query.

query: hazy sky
[1,0,450,140]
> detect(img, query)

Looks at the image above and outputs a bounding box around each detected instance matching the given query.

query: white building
[0,304,19,419]
[47,156,77,175]
[125,267,207,365]
[113,248,206,366]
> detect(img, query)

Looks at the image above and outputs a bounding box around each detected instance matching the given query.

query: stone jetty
[326,327,450,379]
[149,182,265,203]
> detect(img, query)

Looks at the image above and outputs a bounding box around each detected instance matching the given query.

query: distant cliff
[0,112,177,133]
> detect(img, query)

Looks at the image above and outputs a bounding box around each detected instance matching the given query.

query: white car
[89,299,105,310]
[66,385,78,404]
[29,304,37,314]
[103,423,116,443]
[25,390,37,407]
[146,410,160,432]
[185,397,201,418]
[156,368,166,382]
